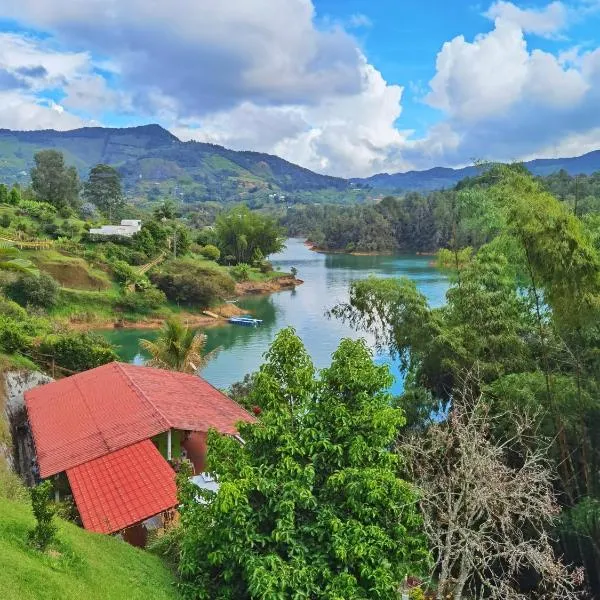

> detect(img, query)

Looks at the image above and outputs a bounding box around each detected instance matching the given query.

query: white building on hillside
[89,220,142,238]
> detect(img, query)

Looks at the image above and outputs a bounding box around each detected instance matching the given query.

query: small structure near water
[24,362,255,546]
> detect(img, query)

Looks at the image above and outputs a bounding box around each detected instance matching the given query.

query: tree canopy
[215,205,284,264]
[331,169,600,596]
[83,164,124,219]
[30,150,80,210]
[178,328,429,599]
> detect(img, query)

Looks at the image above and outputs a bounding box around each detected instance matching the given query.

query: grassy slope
[0,499,180,600]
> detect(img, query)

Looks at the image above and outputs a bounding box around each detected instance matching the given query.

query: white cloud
[0,0,600,177]
[484,1,567,37]
[0,90,84,129]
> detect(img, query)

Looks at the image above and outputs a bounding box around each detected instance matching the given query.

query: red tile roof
[67,440,177,534]
[26,362,254,478]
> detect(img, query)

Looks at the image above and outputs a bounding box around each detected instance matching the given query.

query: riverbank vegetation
[0,149,295,374]
[282,166,600,254]
[328,166,600,597]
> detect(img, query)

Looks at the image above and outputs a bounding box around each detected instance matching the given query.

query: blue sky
[1,0,600,176]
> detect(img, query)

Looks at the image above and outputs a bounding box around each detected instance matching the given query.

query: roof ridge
[126,362,255,421]
[115,362,172,429]
[71,371,112,455]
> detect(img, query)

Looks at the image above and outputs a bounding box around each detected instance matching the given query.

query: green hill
[0,499,180,600]
[0,125,350,204]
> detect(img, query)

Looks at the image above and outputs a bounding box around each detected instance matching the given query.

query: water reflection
[104,239,448,395]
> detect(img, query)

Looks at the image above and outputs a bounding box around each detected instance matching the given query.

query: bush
[17,199,57,221]
[29,480,57,550]
[98,242,147,266]
[116,288,167,315]
[260,261,274,274]
[0,297,27,320]
[231,263,251,281]
[150,260,235,307]
[0,317,33,353]
[5,273,60,309]
[110,259,138,285]
[39,331,118,373]
[199,244,220,261]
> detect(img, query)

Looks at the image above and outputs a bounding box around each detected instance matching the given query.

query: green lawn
[0,499,180,600]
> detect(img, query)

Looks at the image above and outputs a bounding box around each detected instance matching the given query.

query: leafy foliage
[83,164,124,218]
[215,205,284,264]
[30,150,80,210]
[28,480,57,551]
[140,318,217,373]
[5,273,60,309]
[150,259,235,307]
[39,332,118,373]
[178,328,429,599]
[331,168,600,595]
[198,244,220,261]
[230,263,251,281]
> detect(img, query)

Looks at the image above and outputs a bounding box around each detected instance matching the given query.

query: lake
[103,238,449,395]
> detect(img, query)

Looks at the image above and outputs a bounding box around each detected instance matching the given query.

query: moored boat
[228,316,263,326]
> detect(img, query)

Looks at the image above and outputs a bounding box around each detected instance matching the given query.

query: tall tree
[83,164,124,220]
[140,318,217,373]
[215,205,284,264]
[0,183,8,205]
[8,185,21,206]
[178,328,428,599]
[30,150,80,210]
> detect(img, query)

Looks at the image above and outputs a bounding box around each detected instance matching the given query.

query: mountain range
[0,124,599,202]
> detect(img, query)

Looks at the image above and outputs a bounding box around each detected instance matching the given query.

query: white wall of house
[89,220,142,238]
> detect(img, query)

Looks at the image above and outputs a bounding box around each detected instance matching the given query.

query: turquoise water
[103,239,449,395]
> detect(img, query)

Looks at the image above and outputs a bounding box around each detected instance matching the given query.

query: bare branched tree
[401,372,584,600]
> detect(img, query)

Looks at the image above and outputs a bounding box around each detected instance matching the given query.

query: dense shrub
[110,259,138,285]
[0,297,27,320]
[116,288,167,314]
[150,259,235,307]
[96,242,147,266]
[199,244,220,261]
[39,331,118,373]
[0,317,33,354]
[231,263,251,281]
[17,200,57,221]
[196,227,219,247]
[5,273,60,309]
[260,261,274,274]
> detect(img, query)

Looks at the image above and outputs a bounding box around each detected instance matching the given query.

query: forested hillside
[285,167,600,253]
[1,125,600,203]
[0,125,355,205]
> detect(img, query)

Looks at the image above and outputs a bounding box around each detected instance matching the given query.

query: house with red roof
[24,361,254,546]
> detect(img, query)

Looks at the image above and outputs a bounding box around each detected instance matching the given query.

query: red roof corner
[67,440,177,534]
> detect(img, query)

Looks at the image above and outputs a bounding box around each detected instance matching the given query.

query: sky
[1,1,600,177]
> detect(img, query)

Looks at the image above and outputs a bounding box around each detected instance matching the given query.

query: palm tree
[139,318,218,373]
[0,242,38,276]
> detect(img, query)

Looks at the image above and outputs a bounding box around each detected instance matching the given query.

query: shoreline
[303,240,437,257]
[65,275,303,331]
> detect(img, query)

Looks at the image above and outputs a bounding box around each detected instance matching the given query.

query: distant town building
[89,219,142,238]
